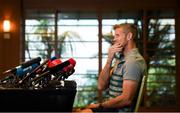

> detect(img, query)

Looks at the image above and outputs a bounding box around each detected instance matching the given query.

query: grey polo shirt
[109,48,147,112]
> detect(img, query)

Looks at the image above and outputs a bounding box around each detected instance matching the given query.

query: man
[79,23,147,112]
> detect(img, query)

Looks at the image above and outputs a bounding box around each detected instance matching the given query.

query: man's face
[113,27,127,48]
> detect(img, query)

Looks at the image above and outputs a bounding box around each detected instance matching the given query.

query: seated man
[77,23,147,112]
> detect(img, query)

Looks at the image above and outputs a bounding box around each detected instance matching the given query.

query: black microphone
[55,63,76,80]
[3,57,41,75]
[20,57,41,68]
[18,56,58,85]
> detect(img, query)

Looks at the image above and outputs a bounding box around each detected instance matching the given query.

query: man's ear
[127,32,133,41]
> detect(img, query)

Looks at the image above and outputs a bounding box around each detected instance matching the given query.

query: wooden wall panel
[23,0,177,11]
[0,0,21,74]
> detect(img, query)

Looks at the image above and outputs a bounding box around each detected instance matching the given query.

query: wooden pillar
[142,10,148,108]
[98,11,103,103]
[55,10,58,58]
[175,2,180,111]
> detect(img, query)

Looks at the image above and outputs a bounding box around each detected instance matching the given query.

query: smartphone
[115,52,122,59]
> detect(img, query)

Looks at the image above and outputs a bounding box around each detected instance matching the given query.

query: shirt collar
[115,48,139,63]
[124,48,139,60]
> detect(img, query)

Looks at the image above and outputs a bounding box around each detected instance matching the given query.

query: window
[58,12,99,107]
[24,10,176,108]
[25,11,56,60]
[146,18,176,107]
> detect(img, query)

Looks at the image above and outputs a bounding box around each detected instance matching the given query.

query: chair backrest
[134,75,146,112]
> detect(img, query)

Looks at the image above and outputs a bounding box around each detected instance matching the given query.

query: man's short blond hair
[113,23,137,40]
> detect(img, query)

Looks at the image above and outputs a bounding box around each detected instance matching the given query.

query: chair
[134,75,147,112]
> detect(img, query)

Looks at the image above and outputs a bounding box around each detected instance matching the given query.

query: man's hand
[107,43,123,62]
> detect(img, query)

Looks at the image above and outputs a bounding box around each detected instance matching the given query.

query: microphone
[18,56,58,85]
[64,64,75,73]
[49,58,76,73]
[48,59,62,68]
[68,58,76,67]
[16,63,39,77]
[56,64,75,80]
[3,57,41,75]
[31,58,76,85]
[53,58,76,80]
[20,57,41,68]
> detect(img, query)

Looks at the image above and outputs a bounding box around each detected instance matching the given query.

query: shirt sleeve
[123,60,143,82]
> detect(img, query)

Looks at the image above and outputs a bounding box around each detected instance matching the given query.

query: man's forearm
[98,61,111,90]
[98,46,114,90]
[100,80,138,109]
[100,95,130,109]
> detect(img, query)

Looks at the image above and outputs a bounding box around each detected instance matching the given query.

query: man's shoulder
[126,55,144,64]
[124,53,146,72]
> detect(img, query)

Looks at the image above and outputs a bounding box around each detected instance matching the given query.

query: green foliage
[58,31,81,58]
[26,19,82,59]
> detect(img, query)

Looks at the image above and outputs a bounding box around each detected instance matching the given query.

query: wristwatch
[99,103,104,109]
